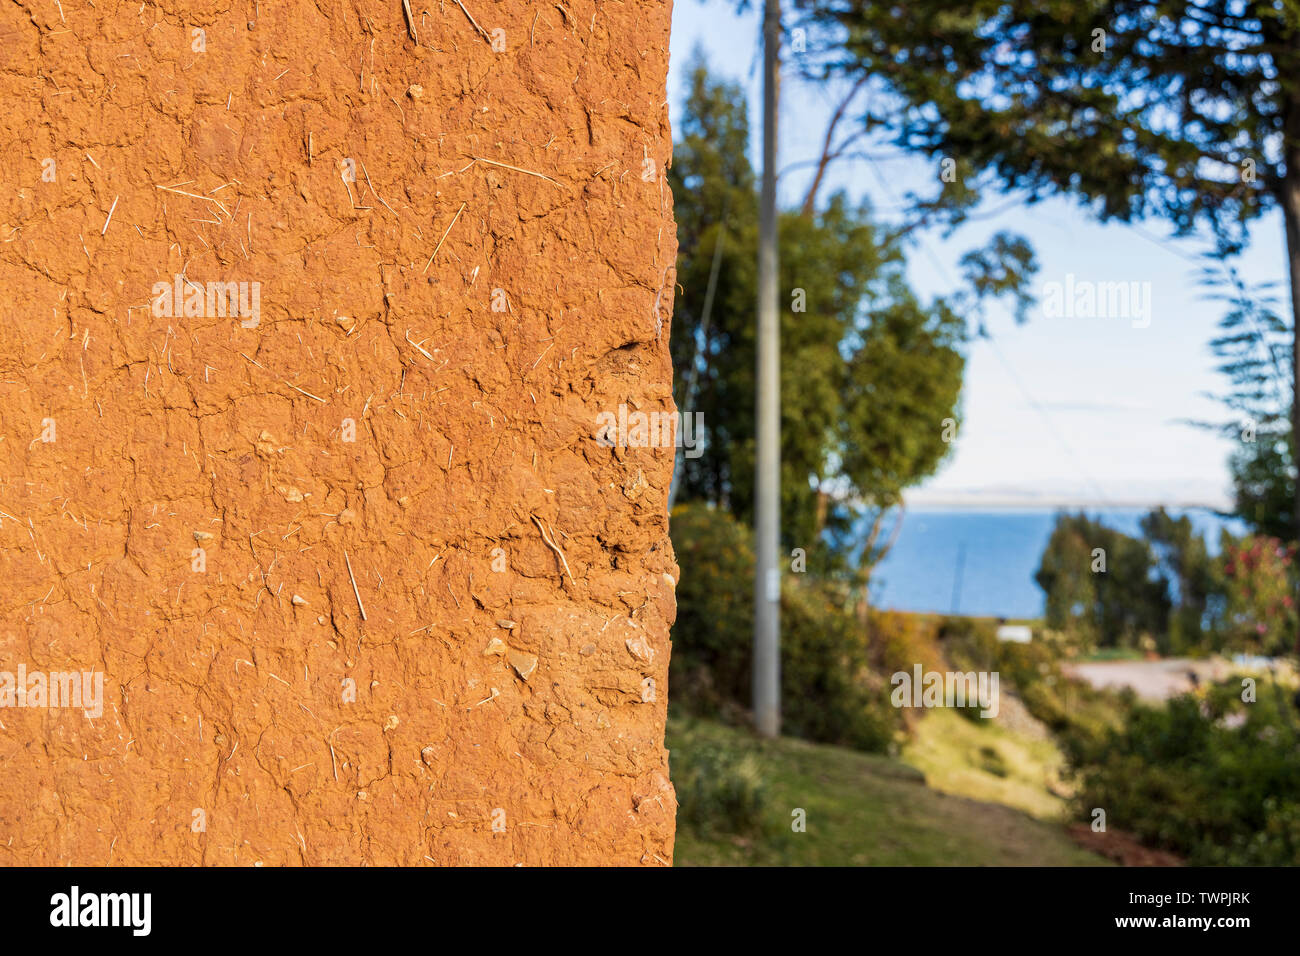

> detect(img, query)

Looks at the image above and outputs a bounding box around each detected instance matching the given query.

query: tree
[796,0,1300,538]
[668,56,974,587]
[1200,255,1296,538]
[1035,512,1170,649]
[1141,506,1214,653]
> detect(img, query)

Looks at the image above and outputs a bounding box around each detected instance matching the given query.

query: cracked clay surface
[0,0,678,865]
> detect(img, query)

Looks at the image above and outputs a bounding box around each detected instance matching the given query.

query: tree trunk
[1279,169,1300,546]
[1284,119,1300,545]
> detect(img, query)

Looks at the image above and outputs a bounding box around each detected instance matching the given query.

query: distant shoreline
[900,500,1232,513]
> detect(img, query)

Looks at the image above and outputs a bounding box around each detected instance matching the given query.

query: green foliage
[666,502,756,718]
[835,285,966,517]
[667,54,969,575]
[795,0,1293,241]
[1230,433,1297,543]
[1213,533,1299,656]
[1199,256,1296,542]
[1141,507,1214,654]
[957,232,1039,326]
[1063,680,1300,865]
[669,502,904,751]
[939,615,1126,742]
[1034,510,1299,656]
[670,722,769,839]
[1034,512,1170,650]
[781,580,902,752]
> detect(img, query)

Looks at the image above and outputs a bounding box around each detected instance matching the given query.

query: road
[1061,658,1230,701]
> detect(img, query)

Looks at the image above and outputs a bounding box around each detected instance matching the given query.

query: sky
[667,0,1290,511]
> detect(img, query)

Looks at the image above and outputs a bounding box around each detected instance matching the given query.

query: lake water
[869,507,1241,619]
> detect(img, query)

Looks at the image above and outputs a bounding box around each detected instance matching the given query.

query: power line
[863,156,1117,510]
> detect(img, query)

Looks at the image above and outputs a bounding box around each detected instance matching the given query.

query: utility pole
[753,0,781,738]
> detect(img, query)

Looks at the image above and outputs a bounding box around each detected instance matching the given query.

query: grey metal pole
[753,0,781,738]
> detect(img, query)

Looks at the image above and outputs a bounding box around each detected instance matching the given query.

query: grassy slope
[669,717,1110,866]
[901,709,1073,821]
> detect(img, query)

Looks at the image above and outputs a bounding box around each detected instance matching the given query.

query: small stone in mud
[625,635,654,663]
[509,652,538,681]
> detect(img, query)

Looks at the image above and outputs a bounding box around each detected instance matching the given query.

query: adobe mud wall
[0,0,677,865]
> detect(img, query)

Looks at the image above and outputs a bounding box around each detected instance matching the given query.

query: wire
[862,154,1118,510]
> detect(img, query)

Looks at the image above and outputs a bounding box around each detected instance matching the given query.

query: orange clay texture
[0,0,678,865]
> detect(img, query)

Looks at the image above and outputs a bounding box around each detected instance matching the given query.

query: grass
[901,709,1073,821]
[1075,646,1146,662]
[668,715,1110,866]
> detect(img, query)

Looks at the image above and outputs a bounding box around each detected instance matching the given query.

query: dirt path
[1062,658,1229,701]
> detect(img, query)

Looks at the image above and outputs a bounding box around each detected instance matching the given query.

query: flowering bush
[1215,534,1298,656]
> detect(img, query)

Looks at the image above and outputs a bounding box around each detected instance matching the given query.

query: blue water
[869,508,1242,619]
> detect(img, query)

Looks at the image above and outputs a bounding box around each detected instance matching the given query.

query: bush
[1063,678,1300,864]
[669,722,768,838]
[670,502,904,752]
[782,579,902,752]
[939,615,1126,743]
[868,610,948,677]
[669,502,756,720]
[1213,534,1299,656]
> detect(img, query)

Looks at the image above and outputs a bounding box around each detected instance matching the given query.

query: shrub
[868,610,947,677]
[1213,533,1298,656]
[670,502,904,752]
[939,615,1126,743]
[670,724,767,838]
[782,579,902,752]
[1063,678,1300,864]
[669,503,756,719]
